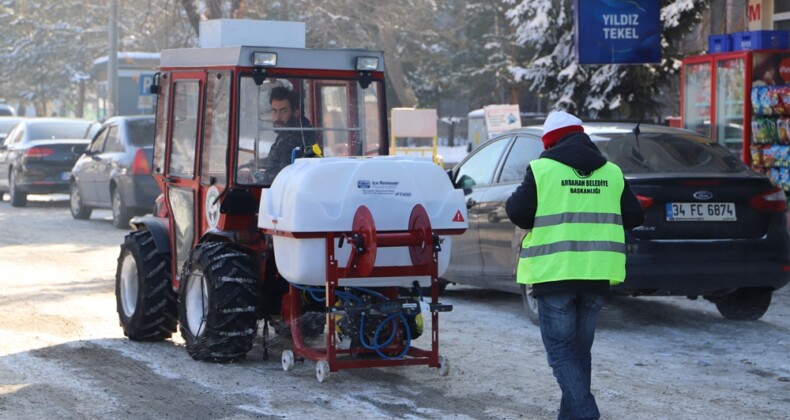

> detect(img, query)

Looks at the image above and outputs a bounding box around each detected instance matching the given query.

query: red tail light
[749,186,788,212]
[635,194,654,210]
[24,147,55,158]
[131,149,151,175]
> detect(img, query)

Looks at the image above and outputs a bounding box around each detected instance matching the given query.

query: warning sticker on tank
[356,179,410,196]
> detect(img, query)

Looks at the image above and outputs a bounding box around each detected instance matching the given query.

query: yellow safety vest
[517,158,626,285]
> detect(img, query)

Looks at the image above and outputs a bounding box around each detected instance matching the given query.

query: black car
[0,118,100,206]
[70,115,159,229]
[444,123,790,322]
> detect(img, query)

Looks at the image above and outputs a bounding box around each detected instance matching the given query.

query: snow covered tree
[178,0,443,108]
[442,1,529,110]
[505,0,709,120]
[0,0,192,116]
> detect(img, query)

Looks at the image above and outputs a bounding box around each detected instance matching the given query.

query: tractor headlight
[252,52,278,67]
[355,56,379,71]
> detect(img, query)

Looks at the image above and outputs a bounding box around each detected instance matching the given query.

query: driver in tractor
[260,86,317,179]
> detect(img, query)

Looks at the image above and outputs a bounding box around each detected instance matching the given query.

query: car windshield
[236,76,384,185]
[592,131,749,174]
[127,118,155,147]
[28,121,95,140]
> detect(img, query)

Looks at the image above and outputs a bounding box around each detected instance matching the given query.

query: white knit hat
[542,111,583,149]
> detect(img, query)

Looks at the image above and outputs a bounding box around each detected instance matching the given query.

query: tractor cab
[149,22,387,284]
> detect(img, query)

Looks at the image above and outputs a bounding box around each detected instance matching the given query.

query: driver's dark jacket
[264,116,316,178]
[505,132,644,297]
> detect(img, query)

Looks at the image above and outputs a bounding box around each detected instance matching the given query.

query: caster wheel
[437,355,449,377]
[282,350,294,372]
[316,360,330,383]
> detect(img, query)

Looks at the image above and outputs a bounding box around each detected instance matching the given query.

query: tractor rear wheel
[179,242,260,363]
[115,230,178,340]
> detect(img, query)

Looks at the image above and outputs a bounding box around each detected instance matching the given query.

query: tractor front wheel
[179,242,260,363]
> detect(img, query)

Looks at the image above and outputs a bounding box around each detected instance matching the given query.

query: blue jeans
[537,293,605,420]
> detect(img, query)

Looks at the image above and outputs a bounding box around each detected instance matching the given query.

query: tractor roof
[160,45,385,72]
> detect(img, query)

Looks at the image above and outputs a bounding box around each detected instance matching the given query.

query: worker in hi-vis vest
[505,111,643,420]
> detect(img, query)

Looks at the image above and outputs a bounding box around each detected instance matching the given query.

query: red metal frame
[280,204,447,373]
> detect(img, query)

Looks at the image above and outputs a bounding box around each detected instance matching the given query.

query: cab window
[200,71,231,185]
[169,80,200,178]
[235,76,385,185]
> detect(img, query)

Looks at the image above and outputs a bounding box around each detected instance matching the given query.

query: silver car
[70,115,159,228]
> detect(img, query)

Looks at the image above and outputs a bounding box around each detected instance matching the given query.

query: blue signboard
[575,0,661,65]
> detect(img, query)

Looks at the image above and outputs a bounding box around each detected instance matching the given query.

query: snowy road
[0,195,789,419]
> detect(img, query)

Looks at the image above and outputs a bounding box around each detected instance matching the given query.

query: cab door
[162,72,205,284]
[196,71,231,234]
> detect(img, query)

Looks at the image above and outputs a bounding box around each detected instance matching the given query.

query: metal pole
[108,0,119,117]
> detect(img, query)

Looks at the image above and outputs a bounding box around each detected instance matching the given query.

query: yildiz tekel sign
[575,0,660,65]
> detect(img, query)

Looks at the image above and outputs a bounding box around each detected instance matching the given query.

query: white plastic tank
[258,156,468,286]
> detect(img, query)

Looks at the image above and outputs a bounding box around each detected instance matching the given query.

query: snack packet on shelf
[769,86,787,116]
[752,86,773,117]
[777,116,790,144]
[751,145,764,168]
[752,117,777,144]
[778,85,790,116]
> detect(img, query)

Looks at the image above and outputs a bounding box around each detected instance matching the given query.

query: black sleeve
[505,165,538,229]
[620,179,644,229]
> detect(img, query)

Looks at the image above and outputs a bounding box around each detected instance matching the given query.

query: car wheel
[179,242,259,363]
[70,182,92,220]
[9,170,27,207]
[712,288,772,321]
[116,230,178,340]
[520,284,539,325]
[487,212,499,223]
[112,188,133,229]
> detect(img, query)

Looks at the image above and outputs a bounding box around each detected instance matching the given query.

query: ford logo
[693,191,713,200]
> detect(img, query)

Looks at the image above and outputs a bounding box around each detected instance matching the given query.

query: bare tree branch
[180,0,200,35]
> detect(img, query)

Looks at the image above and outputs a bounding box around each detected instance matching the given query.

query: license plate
[61,172,71,181]
[665,202,736,221]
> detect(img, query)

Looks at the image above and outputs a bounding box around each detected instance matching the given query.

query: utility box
[198,19,305,48]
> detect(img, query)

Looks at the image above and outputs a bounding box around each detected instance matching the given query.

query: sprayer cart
[259,156,467,382]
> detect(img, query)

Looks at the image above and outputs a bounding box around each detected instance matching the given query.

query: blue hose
[359,312,412,360]
[289,284,414,359]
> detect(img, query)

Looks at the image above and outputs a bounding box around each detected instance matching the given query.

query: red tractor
[114,21,466,382]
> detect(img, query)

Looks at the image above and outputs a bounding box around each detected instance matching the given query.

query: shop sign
[575,0,660,65]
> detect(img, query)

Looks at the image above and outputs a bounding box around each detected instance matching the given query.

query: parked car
[69,115,158,229]
[444,123,790,322]
[0,104,17,116]
[0,118,100,206]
